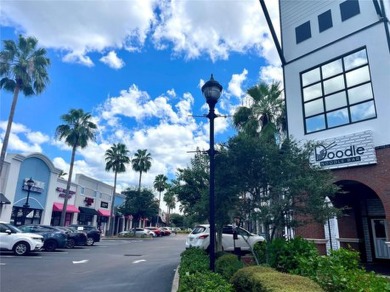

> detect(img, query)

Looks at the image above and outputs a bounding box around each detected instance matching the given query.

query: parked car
[145,227,162,237]
[185,224,265,252]
[68,224,101,246]
[55,226,87,248]
[118,228,154,238]
[0,221,44,256]
[18,224,68,252]
[160,227,172,236]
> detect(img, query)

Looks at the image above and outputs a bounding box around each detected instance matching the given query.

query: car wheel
[66,238,75,249]
[86,237,94,246]
[44,240,58,252]
[13,241,30,256]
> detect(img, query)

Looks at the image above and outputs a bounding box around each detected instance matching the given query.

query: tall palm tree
[163,188,176,226]
[0,35,50,177]
[105,143,130,236]
[55,109,97,226]
[233,81,285,142]
[131,149,152,192]
[153,174,168,226]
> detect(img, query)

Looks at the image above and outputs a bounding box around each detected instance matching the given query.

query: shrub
[250,271,324,292]
[253,241,267,264]
[307,249,390,291]
[179,271,234,292]
[215,253,244,280]
[231,265,323,292]
[266,237,319,273]
[179,248,209,277]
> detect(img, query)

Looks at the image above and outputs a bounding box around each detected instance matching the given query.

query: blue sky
[0,0,282,196]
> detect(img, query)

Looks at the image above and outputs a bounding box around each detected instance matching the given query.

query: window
[340,0,360,21]
[318,10,333,32]
[301,48,376,134]
[296,21,311,44]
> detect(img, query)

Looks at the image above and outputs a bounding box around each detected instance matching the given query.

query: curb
[171,265,180,292]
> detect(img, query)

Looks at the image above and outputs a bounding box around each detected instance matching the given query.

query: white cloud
[0,121,48,154]
[100,51,125,69]
[228,69,248,98]
[152,0,267,61]
[0,0,157,66]
[0,0,281,66]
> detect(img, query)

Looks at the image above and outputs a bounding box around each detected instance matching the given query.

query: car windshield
[191,226,207,234]
[3,223,22,233]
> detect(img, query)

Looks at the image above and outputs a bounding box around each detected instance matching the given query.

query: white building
[274,0,390,262]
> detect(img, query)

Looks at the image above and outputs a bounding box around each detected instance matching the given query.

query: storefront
[78,207,98,225]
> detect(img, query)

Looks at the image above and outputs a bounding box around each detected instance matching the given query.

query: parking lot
[0,234,186,292]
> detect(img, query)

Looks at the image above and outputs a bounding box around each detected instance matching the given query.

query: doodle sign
[310,131,377,170]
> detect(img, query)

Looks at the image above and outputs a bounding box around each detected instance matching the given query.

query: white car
[185,224,265,252]
[0,221,44,256]
[118,228,154,238]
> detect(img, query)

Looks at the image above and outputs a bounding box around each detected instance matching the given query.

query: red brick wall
[296,147,390,255]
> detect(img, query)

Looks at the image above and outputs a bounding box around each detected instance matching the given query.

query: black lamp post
[22,177,35,225]
[201,74,223,272]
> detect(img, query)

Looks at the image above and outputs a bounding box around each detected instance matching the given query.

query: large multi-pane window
[301,48,376,134]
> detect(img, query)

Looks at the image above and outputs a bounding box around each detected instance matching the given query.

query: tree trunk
[138,171,142,192]
[108,171,117,236]
[60,145,77,226]
[0,86,20,178]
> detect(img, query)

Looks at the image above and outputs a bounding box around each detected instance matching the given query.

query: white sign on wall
[310,130,377,170]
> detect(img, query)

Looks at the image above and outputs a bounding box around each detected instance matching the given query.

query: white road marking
[0,263,6,266]
[72,260,89,264]
[133,259,146,264]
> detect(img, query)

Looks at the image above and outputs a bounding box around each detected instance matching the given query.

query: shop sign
[84,197,94,206]
[22,179,45,193]
[56,187,76,198]
[101,201,108,208]
[310,131,377,170]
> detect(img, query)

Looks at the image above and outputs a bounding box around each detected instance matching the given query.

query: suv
[0,221,44,256]
[19,224,68,251]
[185,224,265,252]
[69,225,101,246]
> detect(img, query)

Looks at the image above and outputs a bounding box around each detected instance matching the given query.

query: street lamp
[201,74,223,272]
[22,177,35,225]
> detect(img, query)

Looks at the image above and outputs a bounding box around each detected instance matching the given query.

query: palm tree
[55,109,97,226]
[131,149,152,192]
[163,188,176,226]
[0,35,50,177]
[233,81,285,142]
[105,143,130,236]
[153,174,168,226]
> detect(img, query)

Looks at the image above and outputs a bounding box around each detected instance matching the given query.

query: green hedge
[178,248,233,292]
[215,253,244,280]
[179,271,234,292]
[231,265,324,292]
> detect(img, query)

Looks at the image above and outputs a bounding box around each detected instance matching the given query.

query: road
[0,234,186,292]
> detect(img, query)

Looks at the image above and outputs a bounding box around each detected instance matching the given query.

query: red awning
[53,202,80,213]
[98,209,111,217]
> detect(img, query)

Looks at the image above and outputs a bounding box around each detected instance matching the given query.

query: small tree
[131,149,152,192]
[119,188,159,228]
[55,109,97,226]
[153,174,168,226]
[105,143,130,235]
[0,35,50,177]
[163,186,176,225]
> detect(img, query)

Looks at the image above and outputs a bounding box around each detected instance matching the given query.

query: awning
[0,193,11,204]
[98,209,111,217]
[53,202,80,213]
[79,207,99,215]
